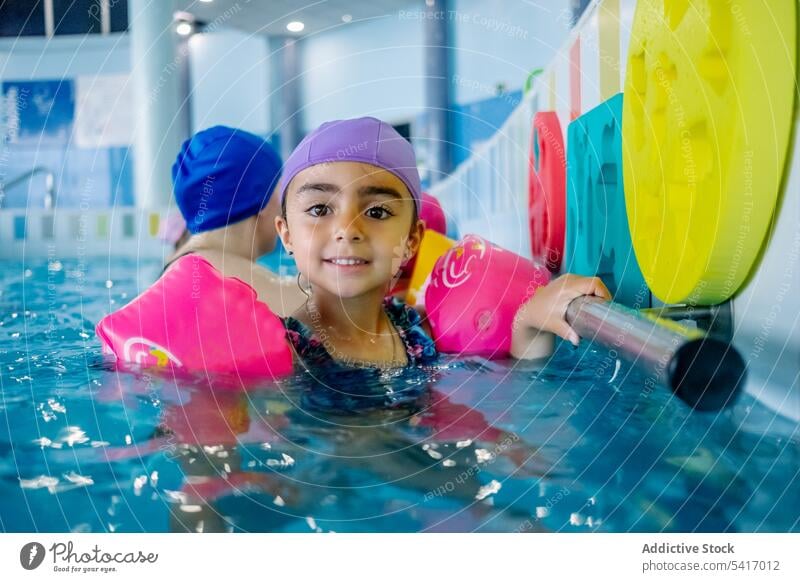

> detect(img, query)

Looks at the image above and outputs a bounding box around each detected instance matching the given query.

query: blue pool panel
[565,93,648,307]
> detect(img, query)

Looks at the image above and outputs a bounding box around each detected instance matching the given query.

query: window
[392,122,412,143]
[0,1,46,37]
[0,0,127,37]
[53,0,102,35]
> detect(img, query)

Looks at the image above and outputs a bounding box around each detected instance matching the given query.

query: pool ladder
[0,166,56,209]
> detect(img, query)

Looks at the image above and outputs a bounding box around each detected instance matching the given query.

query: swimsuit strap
[383,297,438,365]
[284,297,437,368]
[161,251,195,275]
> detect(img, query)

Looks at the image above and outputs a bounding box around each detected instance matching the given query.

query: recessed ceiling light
[199,0,213,3]
[286,21,305,33]
[342,14,352,23]
[176,21,193,36]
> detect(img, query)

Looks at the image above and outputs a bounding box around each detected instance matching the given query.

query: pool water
[1,257,798,532]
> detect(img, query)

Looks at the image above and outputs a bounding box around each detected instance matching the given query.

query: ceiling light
[175,21,193,36]
[342,14,352,23]
[286,21,305,33]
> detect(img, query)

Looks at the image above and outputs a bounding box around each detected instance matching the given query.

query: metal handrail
[566,296,746,411]
[0,166,56,209]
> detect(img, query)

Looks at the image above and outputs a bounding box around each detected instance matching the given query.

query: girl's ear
[407,218,425,258]
[274,215,292,253]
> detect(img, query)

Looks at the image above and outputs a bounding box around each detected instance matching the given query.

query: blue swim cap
[172,126,282,234]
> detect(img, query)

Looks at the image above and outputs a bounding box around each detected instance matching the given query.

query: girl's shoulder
[383,297,438,364]
[383,296,421,326]
[283,315,330,365]
[384,297,434,337]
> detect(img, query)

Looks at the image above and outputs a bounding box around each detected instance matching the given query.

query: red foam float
[528,111,566,272]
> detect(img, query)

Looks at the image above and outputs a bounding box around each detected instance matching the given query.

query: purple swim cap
[280,117,421,212]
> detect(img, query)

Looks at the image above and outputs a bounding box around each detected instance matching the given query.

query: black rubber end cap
[668,338,746,411]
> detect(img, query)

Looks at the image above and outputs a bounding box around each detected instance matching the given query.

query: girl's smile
[324,256,370,268]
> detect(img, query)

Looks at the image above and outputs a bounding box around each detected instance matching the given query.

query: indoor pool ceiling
[178,0,415,36]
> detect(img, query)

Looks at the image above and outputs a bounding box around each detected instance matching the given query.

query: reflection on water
[1,258,798,532]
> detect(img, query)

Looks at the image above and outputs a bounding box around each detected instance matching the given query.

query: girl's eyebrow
[296,183,403,200]
[296,182,339,194]
[358,186,403,199]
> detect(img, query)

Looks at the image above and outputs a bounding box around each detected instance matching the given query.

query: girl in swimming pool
[275,117,610,369]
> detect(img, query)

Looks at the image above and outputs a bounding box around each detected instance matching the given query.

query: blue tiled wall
[1,79,134,208]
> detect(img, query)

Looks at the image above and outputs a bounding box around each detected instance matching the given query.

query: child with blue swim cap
[276,117,611,368]
[169,125,305,315]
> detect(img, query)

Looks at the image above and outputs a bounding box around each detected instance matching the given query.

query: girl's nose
[334,209,364,242]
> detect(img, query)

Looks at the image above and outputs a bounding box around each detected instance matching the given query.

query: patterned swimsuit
[283,297,438,369]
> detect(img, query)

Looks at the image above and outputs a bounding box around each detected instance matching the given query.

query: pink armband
[425,235,551,358]
[96,255,292,378]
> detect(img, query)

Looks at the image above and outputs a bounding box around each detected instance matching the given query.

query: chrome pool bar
[566,296,746,411]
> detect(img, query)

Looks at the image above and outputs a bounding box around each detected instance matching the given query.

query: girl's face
[275,162,424,299]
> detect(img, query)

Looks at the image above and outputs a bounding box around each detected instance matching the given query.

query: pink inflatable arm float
[420,192,447,235]
[95,255,293,378]
[399,192,448,280]
[425,235,551,358]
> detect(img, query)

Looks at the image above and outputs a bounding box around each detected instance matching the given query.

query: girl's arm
[411,275,609,358]
[510,274,611,359]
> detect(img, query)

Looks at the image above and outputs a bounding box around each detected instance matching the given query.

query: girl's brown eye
[307,204,331,217]
[365,205,394,220]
